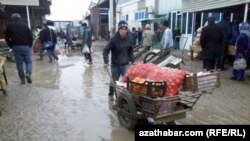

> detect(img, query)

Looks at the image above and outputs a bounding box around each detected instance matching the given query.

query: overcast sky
[46,0,98,21]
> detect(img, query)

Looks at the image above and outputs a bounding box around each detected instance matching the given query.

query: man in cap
[200,16,224,71]
[81,23,93,64]
[103,20,134,100]
[5,13,33,84]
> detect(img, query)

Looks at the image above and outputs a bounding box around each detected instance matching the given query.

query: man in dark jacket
[5,13,33,84]
[173,26,181,49]
[103,20,134,100]
[137,27,142,45]
[131,27,138,46]
[39,23,58,62]
[200,16,224,71]
[217,13,232,70]
[81,23,93,64]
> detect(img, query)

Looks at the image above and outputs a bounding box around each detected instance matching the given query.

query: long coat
[200,24,224,60]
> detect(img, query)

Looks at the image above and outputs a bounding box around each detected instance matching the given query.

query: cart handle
[105,66,118,99]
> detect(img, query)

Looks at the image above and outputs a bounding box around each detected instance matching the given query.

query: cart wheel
[116,92,137,130]
[143,52,157,63]
[136,118,149,125]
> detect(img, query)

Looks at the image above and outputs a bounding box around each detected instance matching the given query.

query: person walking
[39,23,58,62]
[103,20,134,100]
[4,13,33,84]
[142,24,154,50]
[81,23,93,64]
[200,16,224,71]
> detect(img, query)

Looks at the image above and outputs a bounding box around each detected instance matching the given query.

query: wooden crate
[183,71,220,92]
[127,79,167,97]
[140,96,177,116]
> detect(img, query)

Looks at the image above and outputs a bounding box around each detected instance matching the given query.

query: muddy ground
[0,41,249,141]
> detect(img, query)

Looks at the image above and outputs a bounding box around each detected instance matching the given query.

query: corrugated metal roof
[0,0,39,6]
[182,0,250,13]
[88,1,97,10]
[117,0,130,5]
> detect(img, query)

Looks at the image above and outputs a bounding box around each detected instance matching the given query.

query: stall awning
[0,0,39,6]
[182,0,250,13]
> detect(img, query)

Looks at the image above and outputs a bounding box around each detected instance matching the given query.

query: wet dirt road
[0,41,249,141]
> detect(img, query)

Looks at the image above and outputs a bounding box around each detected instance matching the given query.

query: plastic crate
[183,71,220,92]
[127,78,167,97]
[140,96,176,116]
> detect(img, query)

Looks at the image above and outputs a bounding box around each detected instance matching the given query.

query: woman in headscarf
[231,22,250,81]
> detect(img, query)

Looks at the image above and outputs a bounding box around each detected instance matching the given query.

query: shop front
[181,0,250,58]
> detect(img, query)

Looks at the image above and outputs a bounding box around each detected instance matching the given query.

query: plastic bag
[43,41,54,49]
[233,55,247,70]
[55,45,62,55]
[82,44,90,53]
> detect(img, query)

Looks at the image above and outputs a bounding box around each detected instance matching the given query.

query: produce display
[188,27,202,58]
[122,63,186,96]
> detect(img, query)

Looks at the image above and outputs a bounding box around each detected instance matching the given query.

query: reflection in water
[83,66,93,99]
[33,62,62,89]
[108,100,134,141]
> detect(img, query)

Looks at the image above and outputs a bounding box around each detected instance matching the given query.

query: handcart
[133,44,148,62]
[107,68,220,130]
[143,36,188,68]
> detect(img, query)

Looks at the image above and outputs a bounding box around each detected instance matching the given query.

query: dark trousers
[47,46,58,61]
[232,69,245,80]
[12,46,32,80]
[145,46,151,51]
[40,45,58,61]
[220,42,229,69]
[173,41,180,49]
[82,46,92,62]
[109,64,129,96]
[203,58,220,71]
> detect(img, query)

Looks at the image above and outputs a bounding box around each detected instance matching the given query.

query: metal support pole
[26,5,31,29]
[200,13,203,27]
[109,0,114,30]
[244,3,248,22]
